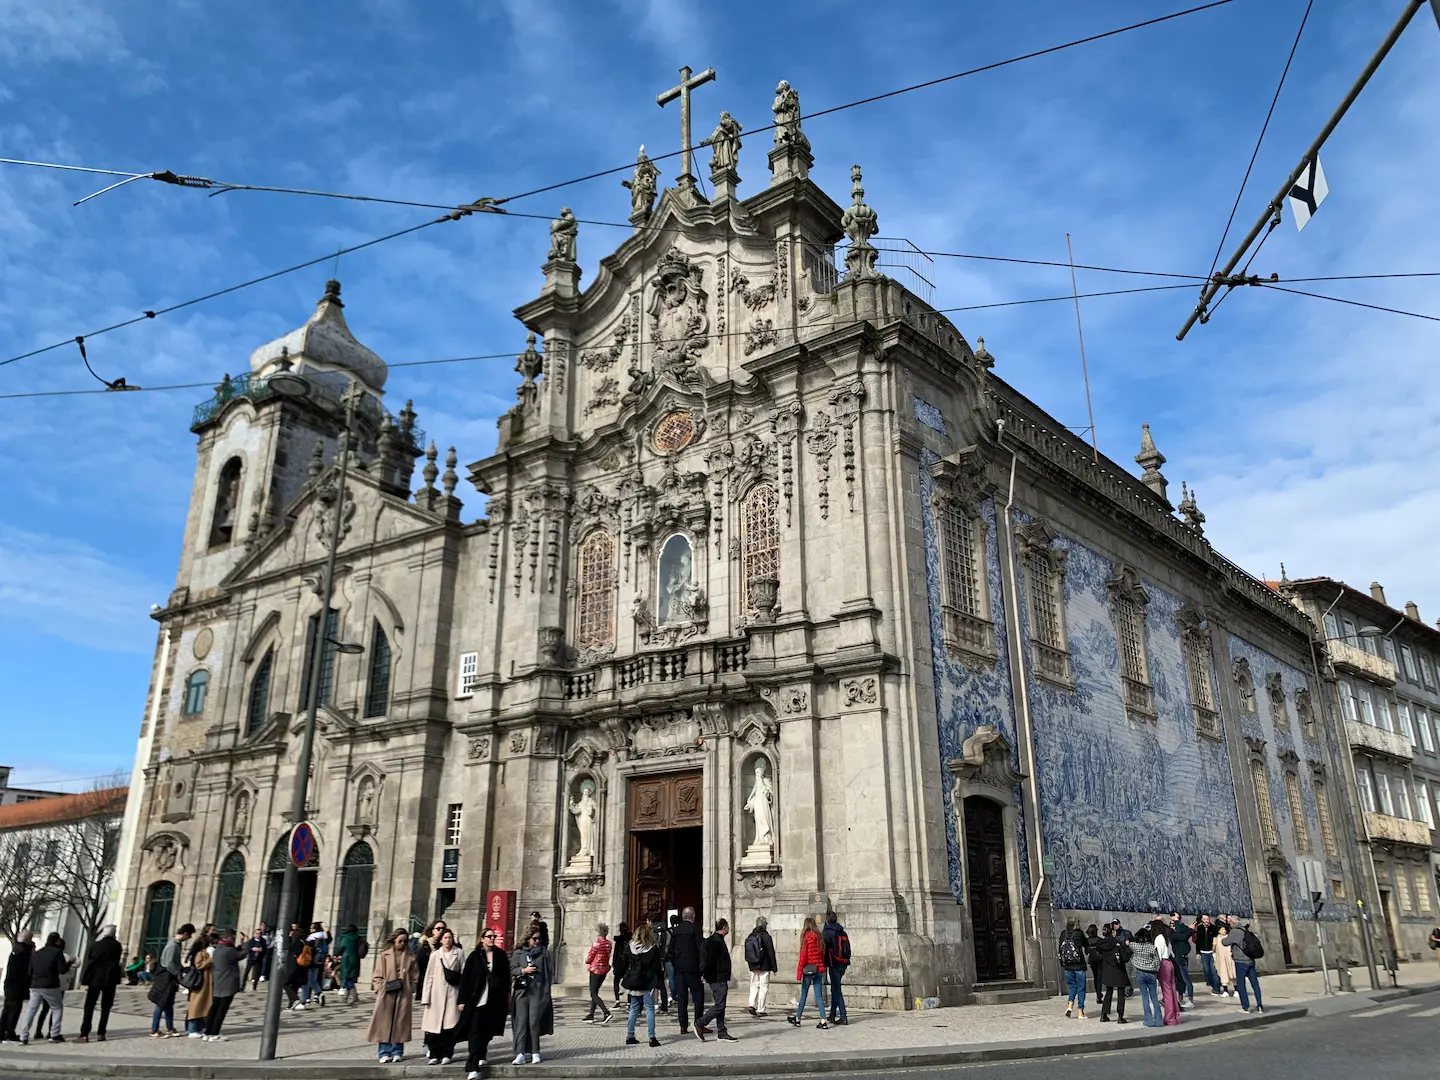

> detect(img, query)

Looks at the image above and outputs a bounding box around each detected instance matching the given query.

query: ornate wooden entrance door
[964,796,1016,981]
[628,771,703,927]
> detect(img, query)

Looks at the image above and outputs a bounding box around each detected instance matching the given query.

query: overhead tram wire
[3,1,1243,216]
[1254,283,1440,323]
[1201,0,1315,284]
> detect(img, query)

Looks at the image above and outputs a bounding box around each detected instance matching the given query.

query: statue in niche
[568,779,599,869]
[771,80,810,151]
[656,535,693,624]
[548,207,578,263]
[743,758,775,857]
[356,775,377,825]
[702,112,742,171]
[622,145,660,218]
[232,791,251,836]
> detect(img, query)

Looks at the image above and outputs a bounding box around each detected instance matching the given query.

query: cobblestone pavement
[0,966,1434,1069]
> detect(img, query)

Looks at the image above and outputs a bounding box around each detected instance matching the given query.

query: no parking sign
[290,822,316,867]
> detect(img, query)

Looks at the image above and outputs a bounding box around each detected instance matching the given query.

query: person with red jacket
[582,923,613,1024]
[786,916,828,1029]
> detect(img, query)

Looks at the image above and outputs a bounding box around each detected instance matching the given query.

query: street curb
[0,1006,1308,1079]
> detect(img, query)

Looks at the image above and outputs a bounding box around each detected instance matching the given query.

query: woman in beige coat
[1213,916,1237,995]
[421,929,466,1064]
[184,948,213,1037]
[367,931,418,1062]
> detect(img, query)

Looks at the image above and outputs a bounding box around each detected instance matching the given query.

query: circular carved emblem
[193,627,213,660]
[653,411,697,453]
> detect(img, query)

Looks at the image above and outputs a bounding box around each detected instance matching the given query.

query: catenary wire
[1203,0,1314,283]
[1255,283,1440,323]
[2,2,1241,214]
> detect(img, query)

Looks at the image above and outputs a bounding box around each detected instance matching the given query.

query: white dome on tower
[248,279,387,392]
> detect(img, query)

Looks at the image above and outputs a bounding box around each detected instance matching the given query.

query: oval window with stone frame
[653,411,697,453]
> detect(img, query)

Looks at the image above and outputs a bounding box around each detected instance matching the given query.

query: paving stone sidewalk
[1,967,1435,1076]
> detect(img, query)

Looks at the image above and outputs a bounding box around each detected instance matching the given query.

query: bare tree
[55,784,127,948]
[0,832,64,944]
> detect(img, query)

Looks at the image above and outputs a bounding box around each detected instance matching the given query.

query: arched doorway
[964,795,1016,981]
[142,881,175,960]
[262,833,319,929]
[213,852,246,930]
[337,842,375,933]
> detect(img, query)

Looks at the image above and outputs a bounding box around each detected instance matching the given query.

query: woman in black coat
[1094,927,1132,1024]
[458,929,510,1080]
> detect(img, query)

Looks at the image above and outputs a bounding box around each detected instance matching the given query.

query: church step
[969,983,1051,1006]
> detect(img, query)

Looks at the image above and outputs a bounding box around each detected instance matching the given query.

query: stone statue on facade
[772,80,810,151]
[622,145,660,220]
[742,758,775,860]
[702,111,742,171]
[568,779,599,870]
[548,207,578,263]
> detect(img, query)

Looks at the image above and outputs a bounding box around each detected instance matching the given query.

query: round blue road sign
[290,821,315,867]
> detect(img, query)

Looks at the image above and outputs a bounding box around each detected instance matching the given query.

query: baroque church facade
[115,79,1366,1006]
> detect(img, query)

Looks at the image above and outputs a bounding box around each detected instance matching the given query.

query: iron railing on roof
[800,237,936,306]
[190,372,424,448]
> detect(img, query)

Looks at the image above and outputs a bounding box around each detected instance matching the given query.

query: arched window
[300,608,340,709]
[212,851,245,929]
[338,842,375,933]
[182,670,209,716]
[577,530,616,649]
[262,832,319,930]
[246,648,273,735]
[741,483,780,609]
[656,534,694,624]
[208,457,244,547]
[364,622,391,718]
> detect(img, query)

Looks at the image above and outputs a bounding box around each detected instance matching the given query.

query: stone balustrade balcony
[562,638,751,705]
[1345,719,1413,761]
[1330,639,1396,685]
[1364,810,1433,848]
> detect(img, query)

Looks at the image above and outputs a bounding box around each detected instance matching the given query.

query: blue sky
[2,0,1437,787]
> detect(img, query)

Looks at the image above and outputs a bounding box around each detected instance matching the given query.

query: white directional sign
[1286,155,1329,231]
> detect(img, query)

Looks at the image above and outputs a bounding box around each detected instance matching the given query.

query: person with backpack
[1221,920,1264,1013]
[822,912,851,1025]
[1169,914,1195,1007]
[183,937,214,1037]
[621,923,664,1048]
[1058,918,1089,1019]
[744,917,778,1017]
[283,925,309,1010]
[149,923,192,1037]
[302,922,330,1007]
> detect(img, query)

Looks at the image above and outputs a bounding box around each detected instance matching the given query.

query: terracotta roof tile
[0,787,127,830]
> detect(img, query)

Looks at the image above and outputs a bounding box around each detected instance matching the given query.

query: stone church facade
[115,81,1366,1007]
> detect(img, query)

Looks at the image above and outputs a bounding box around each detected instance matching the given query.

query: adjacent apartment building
[1283,575,1440,964]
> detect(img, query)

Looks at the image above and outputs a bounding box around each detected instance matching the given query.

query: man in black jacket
[77,925,123,1042]
[19,933,73,1044]
[666,907,705,1034]
[744,917,778,1017]
[694,919,735,1042]
[1,930,34,1043]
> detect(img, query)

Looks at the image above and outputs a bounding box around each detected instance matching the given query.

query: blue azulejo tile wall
[1226,634,1350,923]
[1013,516,1254,918]
[918,445,1030,907]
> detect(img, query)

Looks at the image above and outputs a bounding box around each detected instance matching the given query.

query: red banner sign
[485,890,516,951]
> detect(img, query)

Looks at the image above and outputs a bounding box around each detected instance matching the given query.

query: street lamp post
[258,375,362,1060]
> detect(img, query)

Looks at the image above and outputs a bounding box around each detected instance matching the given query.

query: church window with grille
[936,496,994,663]
[246,648,273,735]
[576,530,616,649]
[363,622,391,718]
[1251,758,1280,848]
[300,608,340,709]
[741,483,780,609]
[1020,530,1071,687]
[1183,630,1221,738]
[1284,771,1310,852]
[1314,777,1339,857]
[1108,569,1154,718]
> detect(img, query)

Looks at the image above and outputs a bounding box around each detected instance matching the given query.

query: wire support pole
[258,386,358,1060]
[1065,234,1099,463]
[1177,0,1428,340]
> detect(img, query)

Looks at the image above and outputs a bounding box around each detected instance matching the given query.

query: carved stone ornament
[738,865,780,891]
[538,626,564,667]
[730,267,777,310]
[1105,565,1149,608]
[153,837,179,871]
[648,248,710,383]
[930,447,988,512]
[1243,734,1267,757]
[747,576,779,625]
[1176,602,1209,642]
[762,685,808,715]
[842,677,878,707]
[509,731,529,755]
[693,702,730,738]
[557,872,605,898]
[630,710,702,758]
[576,641,616,667]
[468,736,491,761]
[947,724,1024,792]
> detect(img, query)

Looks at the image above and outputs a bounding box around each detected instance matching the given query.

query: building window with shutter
[1415,780,1435,829]
[1396,701,1416,744]
[1179,607,1220,739]
[1284,771,1310,852]
[1314,777,1340,857]
[1266,673,1289,728]
[247,648,273,735]
[577,529,616,652]
[445,804,463,847]
[457,651,479,697]
[1107,567,1154,719]
[364,622,391,718]
[1417,707,1436,753]
[1396,866,1413,913]
[741,483,780,614]
[1233,657,1257,715]
[182,670,209,716]
[1017,522,1071,688]
[1250,758,1280,848]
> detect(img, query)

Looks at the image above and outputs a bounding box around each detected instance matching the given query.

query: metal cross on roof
[657,65,716,190]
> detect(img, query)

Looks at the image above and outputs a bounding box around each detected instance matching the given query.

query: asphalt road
[828,989,1440,1080]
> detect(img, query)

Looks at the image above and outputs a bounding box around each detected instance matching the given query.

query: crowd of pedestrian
[1056,912,1268,1026]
